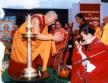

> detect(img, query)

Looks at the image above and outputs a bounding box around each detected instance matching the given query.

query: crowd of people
[0,10,108,82]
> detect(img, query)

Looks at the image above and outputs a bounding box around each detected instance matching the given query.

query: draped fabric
[8,14,56,76]
[101,23,108,45]
[71,38,108,83]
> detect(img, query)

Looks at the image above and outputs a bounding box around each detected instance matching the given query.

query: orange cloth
[62,28,71,64]
[52,27,68,70]
[10,14,56,71]
[63,47,70,64]
[101,23,108,45]
[94,27,102,39]
[55,28,68,53]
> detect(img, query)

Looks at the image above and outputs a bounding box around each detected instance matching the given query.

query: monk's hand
[53,32,64,42]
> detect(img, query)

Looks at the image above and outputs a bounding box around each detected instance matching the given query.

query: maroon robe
[71,38,108,83]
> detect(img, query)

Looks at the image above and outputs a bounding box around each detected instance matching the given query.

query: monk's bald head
[46,11,57,20]
[45,11,58,26]
[103,16,108,24]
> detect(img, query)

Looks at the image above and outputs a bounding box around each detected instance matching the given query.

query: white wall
[100,3,108,23]
[1,0,108,24]
[80,0,101,3]
[69,0,108,25]
[68,3,80,30]
[0,0,74,9]
[68,3,80,22]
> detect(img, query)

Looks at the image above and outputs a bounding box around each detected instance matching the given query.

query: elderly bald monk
[8,11,64,79]
[92,21,102,39]
[101,16,108,45]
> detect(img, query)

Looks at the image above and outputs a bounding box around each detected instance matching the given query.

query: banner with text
[80,4,100,25]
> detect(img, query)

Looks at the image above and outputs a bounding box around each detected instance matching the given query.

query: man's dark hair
[81,24,95,35]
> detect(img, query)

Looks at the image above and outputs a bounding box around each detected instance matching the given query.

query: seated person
[8,11,64,79]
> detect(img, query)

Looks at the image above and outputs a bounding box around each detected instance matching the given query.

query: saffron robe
[8,14,56,77]
[101,23,108,45]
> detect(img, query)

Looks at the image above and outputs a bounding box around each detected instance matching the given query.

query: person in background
[73,30,81,42]
[52,20,68,71]
[92,21,102,39]
[49,24,56,34]
[101,16,108,45]
[63,23,73,64]
[100,16,108,31]
[75,13,94,34]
